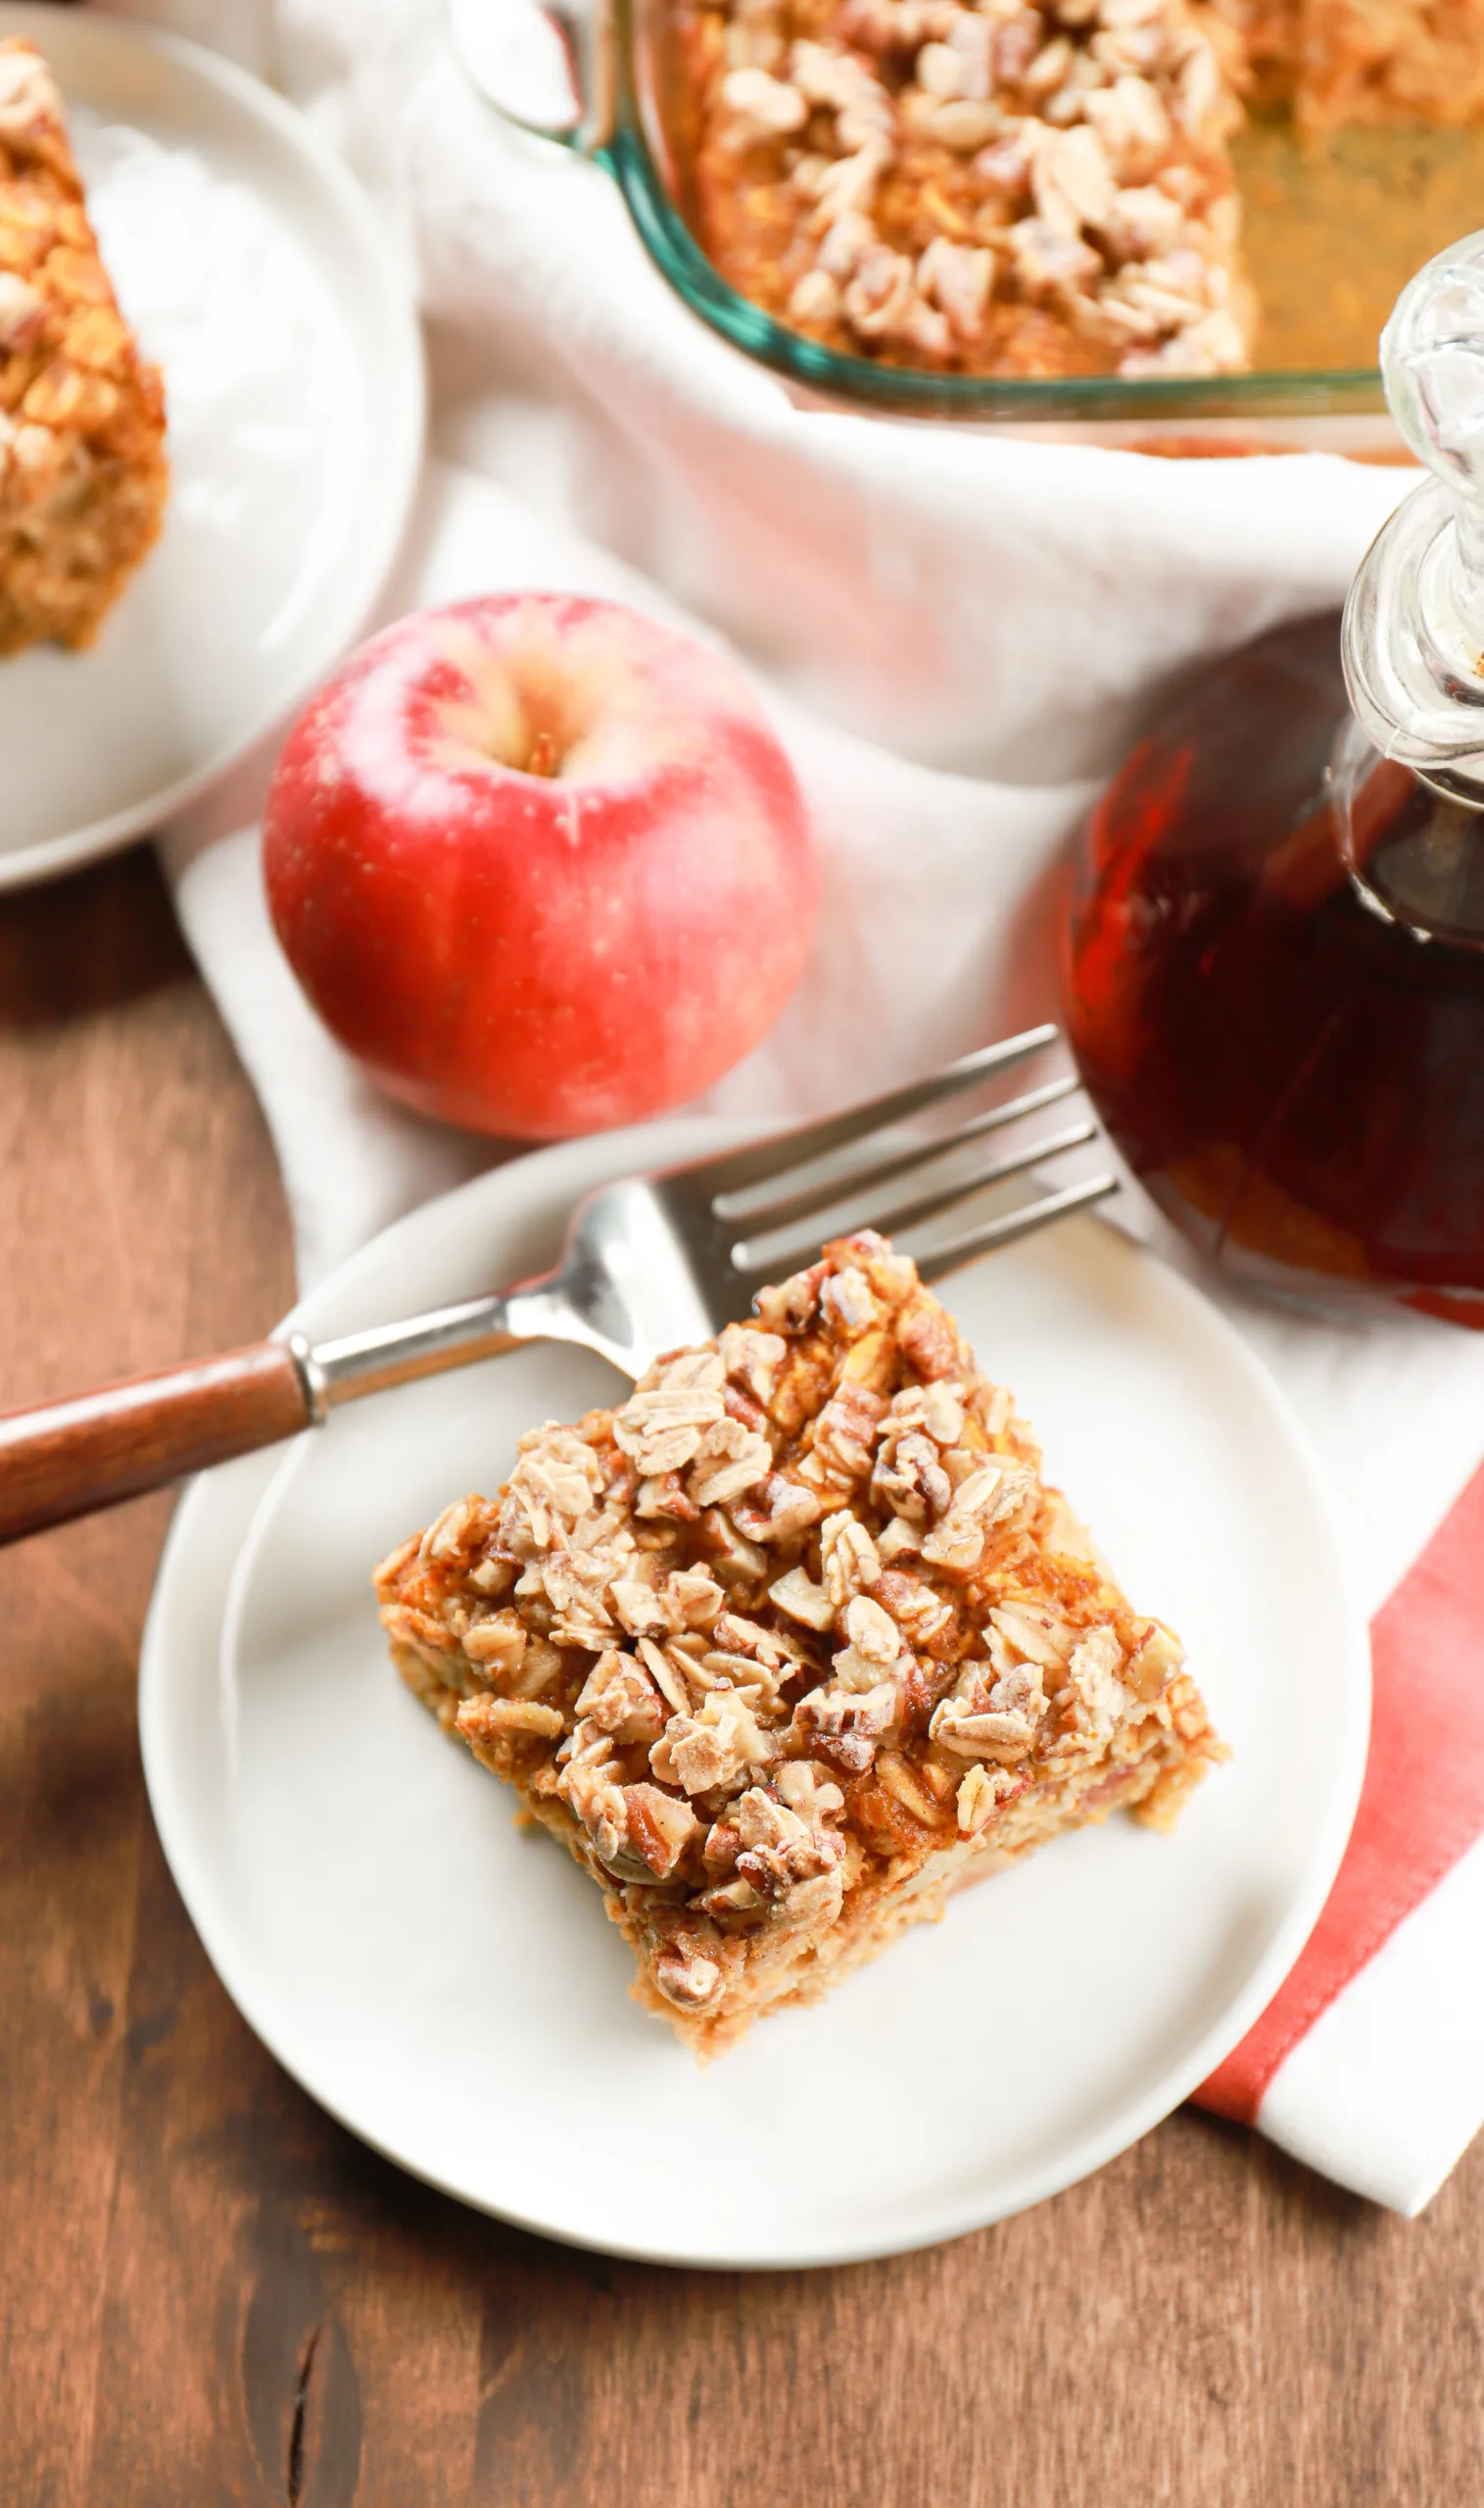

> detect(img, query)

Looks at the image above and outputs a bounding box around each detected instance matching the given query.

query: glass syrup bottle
[1064,235,1484,1328]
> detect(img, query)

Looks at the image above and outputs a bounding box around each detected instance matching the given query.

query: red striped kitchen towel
[1197,1461,1484,2209]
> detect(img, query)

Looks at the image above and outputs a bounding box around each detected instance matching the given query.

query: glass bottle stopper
[1344,232,1484,802]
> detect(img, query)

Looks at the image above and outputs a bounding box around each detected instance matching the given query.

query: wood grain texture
[0,1338,311,1544]
[2,845,1482,2506]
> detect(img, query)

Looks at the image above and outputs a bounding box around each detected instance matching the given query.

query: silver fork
[0,1025,1114,1546]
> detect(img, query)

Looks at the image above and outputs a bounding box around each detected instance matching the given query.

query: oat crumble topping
[678,0,1254,379]
[1210,0,1484,128]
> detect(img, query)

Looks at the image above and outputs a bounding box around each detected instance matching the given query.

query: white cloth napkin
[147,0,1484,2212]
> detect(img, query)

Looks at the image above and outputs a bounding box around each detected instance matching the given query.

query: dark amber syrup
[1064,616,1484,1325]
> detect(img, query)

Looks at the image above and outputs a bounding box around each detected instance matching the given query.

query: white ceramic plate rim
[0,3,425,890]
[139,1119,1371,2269]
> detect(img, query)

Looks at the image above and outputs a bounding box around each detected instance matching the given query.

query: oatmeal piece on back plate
[375,1230,1225,2056]
[677,0,1254,379]
[0,39,168,655]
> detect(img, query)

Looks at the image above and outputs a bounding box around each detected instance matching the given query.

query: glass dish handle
[448,0,614,152]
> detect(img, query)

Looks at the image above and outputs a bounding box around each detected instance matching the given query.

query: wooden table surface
[3,845,1481,2506]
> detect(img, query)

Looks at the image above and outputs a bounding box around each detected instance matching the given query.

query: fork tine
[912,1174,1120,1283]
[717,1071,1081,1232]
[687,1024,1062,1203]
[731,1119,1100,1272]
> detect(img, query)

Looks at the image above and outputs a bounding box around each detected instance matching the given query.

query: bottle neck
[1330,710,1484,952]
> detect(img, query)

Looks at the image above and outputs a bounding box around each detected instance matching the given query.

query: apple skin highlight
[263,593,818,1139]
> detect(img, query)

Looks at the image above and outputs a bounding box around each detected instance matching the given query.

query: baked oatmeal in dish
[674,0,1484,381]
[0,39,167,655]
[375,1230,1225,2055]
[676,0,1255,378]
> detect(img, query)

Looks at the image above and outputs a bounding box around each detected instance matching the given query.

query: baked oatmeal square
[375,1230,1224,2055]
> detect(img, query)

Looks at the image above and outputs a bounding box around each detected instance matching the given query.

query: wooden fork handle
[0,1340,314,1546]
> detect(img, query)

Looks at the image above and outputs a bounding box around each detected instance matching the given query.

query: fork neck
[293,1278,617,1418]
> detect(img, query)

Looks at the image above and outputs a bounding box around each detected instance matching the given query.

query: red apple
[263,593,817,1138]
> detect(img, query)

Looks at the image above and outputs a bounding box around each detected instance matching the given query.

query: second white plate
[0,4,423,885]
[140,1120,1369,2268]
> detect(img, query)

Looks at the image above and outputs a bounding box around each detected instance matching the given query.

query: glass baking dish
[450,0,1481,449]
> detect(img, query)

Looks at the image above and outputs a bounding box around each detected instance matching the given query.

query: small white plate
[140,1120,1370,2269]
[0,4,423,887]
